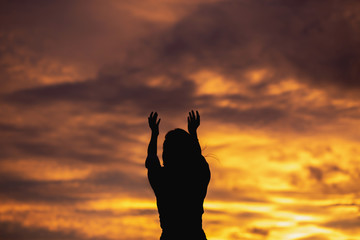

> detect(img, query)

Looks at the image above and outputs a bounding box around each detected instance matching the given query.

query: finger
[157,118,161,126]
[150,112,153,118]
[187,116,190,124]
[154,112,158,119]
[191,110,195,119]
[196,110,200,121]
[188,112,192,120]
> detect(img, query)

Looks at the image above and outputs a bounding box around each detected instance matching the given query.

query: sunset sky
[1,1,360,239]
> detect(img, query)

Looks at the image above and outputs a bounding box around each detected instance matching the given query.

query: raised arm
[146,112,161,169]
[188,110,201,154]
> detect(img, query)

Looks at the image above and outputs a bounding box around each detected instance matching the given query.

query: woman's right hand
[188,110,200,135]
[148,112,160,135]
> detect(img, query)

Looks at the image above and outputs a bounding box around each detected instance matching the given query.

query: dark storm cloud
[0,0,157,62]
[0,0,161,94]
[0,168,152,203]
[0,116,142,165]
[0,174,86,203]
[0,123,49,158]
[2,0,359,133]
[154,0,360,89]
[5,75,196,114]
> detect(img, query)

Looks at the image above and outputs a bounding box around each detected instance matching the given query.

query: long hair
[162,128,201,168]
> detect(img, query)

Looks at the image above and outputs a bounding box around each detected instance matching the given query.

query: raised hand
[188,110,200,135]
[148,112,161,135]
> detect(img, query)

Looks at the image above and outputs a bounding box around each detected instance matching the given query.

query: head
[162,128,200,168]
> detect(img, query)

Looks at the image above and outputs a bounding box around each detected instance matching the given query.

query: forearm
[190,130,202,154]
[146,132,161,169]
[147,132,158,157]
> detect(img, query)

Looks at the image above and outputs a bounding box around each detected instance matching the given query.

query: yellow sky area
[197,125,360,239]
[203,199,357,239]
[1,186,358,240]
[201,125,360,186]
[204,198,355,239]
[131,108,360,239]
[125,121,360,239]
[0,199,159,240]
[191,70,248,96]
[2,111,358,239]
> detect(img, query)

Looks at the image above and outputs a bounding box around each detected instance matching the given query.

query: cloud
[248,226,270,236]
[154,0,360,90]
[295,235,330,240]
[0,221,104,240]
[4,75,196,114]
[0,220,151,240]
[3,0,360,136]
[1,1,360,239]
[0,0,166,94]
[323,217,360,234]
[0,173,89,203]
[86,169,153,198]
[0,165,156,204]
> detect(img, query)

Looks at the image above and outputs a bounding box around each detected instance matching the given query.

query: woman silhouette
[146,110,211,240]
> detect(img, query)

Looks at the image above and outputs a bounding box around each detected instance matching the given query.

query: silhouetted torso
[146,155,210,240]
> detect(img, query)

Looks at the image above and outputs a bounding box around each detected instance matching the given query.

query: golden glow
[85,198,155,211]
[1,2,359,239]
[247,68,270,84]
[267,79,302,95]
[191,71,244,95]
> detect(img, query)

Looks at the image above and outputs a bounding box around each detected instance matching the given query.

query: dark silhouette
[146,110,211,240]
